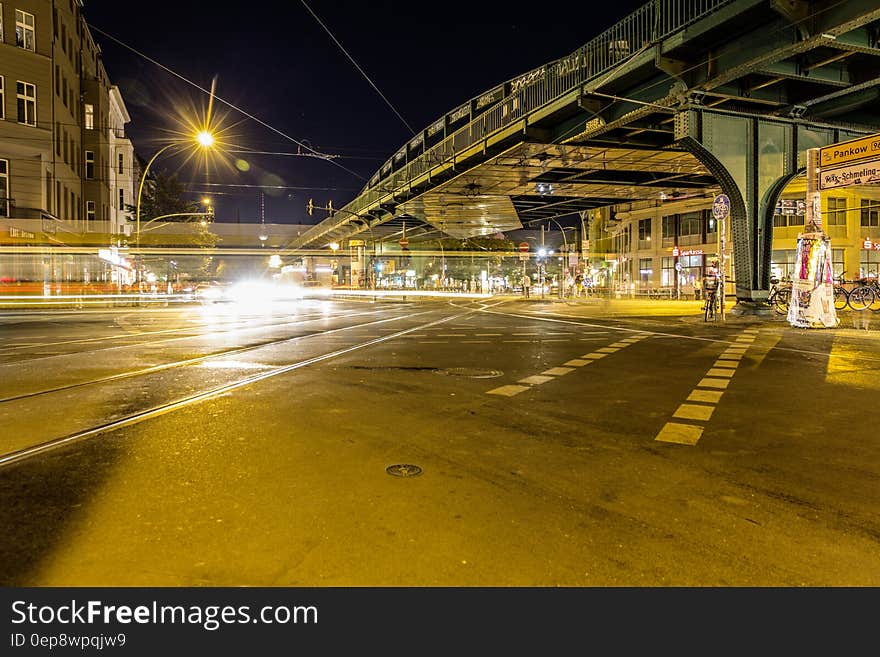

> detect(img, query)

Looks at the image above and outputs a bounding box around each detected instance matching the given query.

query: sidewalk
[495,293,880,330]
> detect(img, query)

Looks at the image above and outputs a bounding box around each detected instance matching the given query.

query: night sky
[84,0,647,225]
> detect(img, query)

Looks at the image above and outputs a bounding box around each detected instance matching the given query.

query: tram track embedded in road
[0,302,504,468]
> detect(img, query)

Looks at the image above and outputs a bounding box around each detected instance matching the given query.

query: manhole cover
[386,464,423,477]
[438,368,503,378]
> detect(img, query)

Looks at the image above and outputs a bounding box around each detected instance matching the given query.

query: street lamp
[134,131,216,254]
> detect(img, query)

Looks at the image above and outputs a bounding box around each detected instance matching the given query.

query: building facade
[593,177,880,297]
[0,0,135,237]
[0,0,135,285]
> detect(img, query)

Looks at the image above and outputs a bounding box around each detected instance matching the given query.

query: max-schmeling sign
[818,132,880,190]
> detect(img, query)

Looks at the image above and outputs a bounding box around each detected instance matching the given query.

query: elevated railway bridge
[290,0,880,307]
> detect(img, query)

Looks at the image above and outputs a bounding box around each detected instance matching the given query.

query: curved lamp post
[135,130,215,252]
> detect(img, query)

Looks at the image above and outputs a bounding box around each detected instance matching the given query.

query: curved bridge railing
[299,0,733,245]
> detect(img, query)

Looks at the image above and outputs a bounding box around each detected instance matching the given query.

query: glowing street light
[135,130,216,253]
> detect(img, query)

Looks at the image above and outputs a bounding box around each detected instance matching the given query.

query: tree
[127,169,199,222]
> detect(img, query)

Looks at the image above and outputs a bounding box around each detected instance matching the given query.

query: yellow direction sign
[819,133,880,168]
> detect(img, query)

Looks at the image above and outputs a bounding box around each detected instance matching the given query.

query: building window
[16,80,36,126]
[15,9,35,51]
[773,211,787,227]
[84,103,94,130]
[638,257,652,283]
[0,5,4,44]
[638,218,651,245]
[118,188,124,211]
[661,215,675,239]
[86,200,95,223]
[0,76,4,120]
[771,249,797,280]
[678,211,702,236]
[55,65,60,96]
[860,250,880,279]
[85,151,95,179]
[0,159,8,217]
[661,256,675,287]
[832,248,845,279]
[826,197,846,226]
[860,199,879,227]
[707,214,717,234]
[118,152,124,174]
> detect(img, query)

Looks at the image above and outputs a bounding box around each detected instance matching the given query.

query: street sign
[712,194,731,221]
[348,239,365,247]
[818,160,880,190]
[518,242,529,252]
[819,132,880,168]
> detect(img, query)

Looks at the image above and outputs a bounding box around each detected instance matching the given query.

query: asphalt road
[0,296,878,586]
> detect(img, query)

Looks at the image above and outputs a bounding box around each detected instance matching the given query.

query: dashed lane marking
[519,375,555,385]
[673,403,715,421]
[687,389,723,403]
[656,329,757,446]
[655,423,703,445]
[696,377,730,389]
[486,334,648,397]
[542,367,575,376]
[487,385,531,397]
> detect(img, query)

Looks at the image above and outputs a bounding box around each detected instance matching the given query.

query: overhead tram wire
[86,24,368,182]
[299,0,415,136]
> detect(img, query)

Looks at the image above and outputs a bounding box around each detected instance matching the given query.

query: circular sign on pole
[518,242,529,253]
[675,262,683,271]
[713,194,731,221]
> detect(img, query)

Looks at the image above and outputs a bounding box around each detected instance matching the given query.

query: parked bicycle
[832,273,850,311]
[845,275,874,311]
[768,276,791,315]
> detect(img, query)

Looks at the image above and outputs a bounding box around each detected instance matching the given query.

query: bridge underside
[395,143,715,238]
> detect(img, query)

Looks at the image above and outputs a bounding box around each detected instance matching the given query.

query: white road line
[487,384,530,397]
[655,423,703,445]
[673,404,715,421]
[564,359,589,367]
[542,367,575,376]
[688,389,724,403]
[519,375,555,385]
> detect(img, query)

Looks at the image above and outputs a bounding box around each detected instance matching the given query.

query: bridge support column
[675,109,843,314]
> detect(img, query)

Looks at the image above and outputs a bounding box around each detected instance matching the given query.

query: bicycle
[845,276,874,311]
[829,273,850,311]
[703,288,718,321]
[768,276,791,315]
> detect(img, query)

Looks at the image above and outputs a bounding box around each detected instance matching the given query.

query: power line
[298,0,415,135]
[86,23,369,182]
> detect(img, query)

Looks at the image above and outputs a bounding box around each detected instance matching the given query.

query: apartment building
[0,0,134,242]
